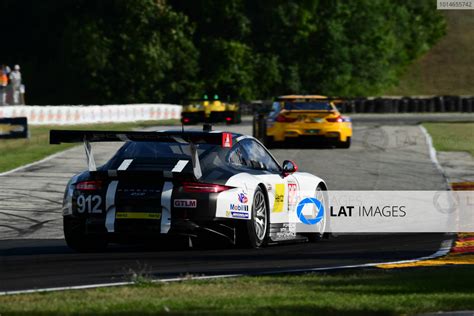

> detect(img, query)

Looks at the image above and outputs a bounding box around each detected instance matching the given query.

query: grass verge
[423,122,474,156]
[0,120,178,173]
[1,267,474,315]
[389,11,474,95]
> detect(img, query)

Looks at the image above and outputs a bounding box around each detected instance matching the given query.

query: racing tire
[64,217,108,252]
[237,187,269,248]
[301,184,327,243]
[336,137,351,149]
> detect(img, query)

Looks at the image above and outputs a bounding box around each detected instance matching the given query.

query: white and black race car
[50,127,328,252]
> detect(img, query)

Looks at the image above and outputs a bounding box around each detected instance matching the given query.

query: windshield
[284,102,333,111]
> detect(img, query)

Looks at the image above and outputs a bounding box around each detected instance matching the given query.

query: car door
[238,139,299,229]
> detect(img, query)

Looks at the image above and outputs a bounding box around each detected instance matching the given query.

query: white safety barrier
[0,104,182,125]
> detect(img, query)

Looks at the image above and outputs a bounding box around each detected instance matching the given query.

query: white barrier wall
[0,104,182,125]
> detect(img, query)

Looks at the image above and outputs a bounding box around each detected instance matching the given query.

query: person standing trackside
[0,67,8,105]
[9,65,22,105]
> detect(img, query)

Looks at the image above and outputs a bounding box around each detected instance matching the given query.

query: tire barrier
[336,96,473,113]
[252,112,267,143]
[243,96,473,114]
[0,104,181,125]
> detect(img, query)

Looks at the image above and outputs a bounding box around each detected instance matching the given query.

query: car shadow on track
[267,141,342,150]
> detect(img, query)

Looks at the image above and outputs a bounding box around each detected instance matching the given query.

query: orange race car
[261,95,352,148]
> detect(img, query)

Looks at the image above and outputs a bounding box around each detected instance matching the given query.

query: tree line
[0,0,445,105]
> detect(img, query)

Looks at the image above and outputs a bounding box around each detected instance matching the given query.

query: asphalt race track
[2,114,469,293]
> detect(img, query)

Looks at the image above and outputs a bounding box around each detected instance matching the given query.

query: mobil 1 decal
[228,190,249,219]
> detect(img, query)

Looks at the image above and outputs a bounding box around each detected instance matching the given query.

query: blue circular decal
[296,197,324,225]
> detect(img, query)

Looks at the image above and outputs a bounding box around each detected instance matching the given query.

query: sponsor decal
[237,191,248,203]
[116,212,161,220]
[222,132,232,148]
[297,197,324,225]
[288,182,297,210]
[231,211,249,219]
[266,183,272,192]
[273,183,285,212]
[0,117,28,139]
[174,199,197,208]
[230,203,249,212]
[273,223,296,239]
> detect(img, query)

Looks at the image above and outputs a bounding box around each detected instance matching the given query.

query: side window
[240,139,281,172]
[228,144,250,168]
[268,101,281,119]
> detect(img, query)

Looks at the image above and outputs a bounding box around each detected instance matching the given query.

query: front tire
[237,187,269,248]
[64,217,108,252]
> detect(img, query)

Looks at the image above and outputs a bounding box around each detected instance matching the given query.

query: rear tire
[337,136,351,148]
[64,217,108,252]
[237,187,269,248]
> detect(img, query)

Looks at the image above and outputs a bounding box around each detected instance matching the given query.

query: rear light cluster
[183,118,191,123]
[326,115,346,123]
[225,117,232,122]
[182,182,233,193]
[76,180,103,191]
[276,114,297,123]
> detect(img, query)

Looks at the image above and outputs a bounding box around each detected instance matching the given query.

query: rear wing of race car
[49,130,232,180]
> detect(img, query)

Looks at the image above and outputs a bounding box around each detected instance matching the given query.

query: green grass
[389,11,474,96]
[0,120,178,173]
[1,267,474,315]
[423,122,474,156]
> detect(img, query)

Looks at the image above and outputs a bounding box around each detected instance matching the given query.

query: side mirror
[282,160,298,176]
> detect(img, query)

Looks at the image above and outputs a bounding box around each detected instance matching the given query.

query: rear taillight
[225,117,232,122]
[182,182,233,193]
[276,114,297,123]
[76,180,103,191]
[183,118,190,123]
[326,115,343,123]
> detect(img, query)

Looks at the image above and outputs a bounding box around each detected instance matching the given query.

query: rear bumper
[268,122,352,142]
[181,111,206,124]
[182,111,239,124]
[209,111,240,123]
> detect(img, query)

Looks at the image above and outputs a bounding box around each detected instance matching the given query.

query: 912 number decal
[76,195,103,214]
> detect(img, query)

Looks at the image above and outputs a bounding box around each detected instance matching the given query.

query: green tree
[1,0,447,103]
[63,0,199,104]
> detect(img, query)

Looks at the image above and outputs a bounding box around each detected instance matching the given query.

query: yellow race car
[260,95,352,148]
[182,94,241,125]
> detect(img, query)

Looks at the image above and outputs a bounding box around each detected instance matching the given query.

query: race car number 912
[76,195,103,214]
